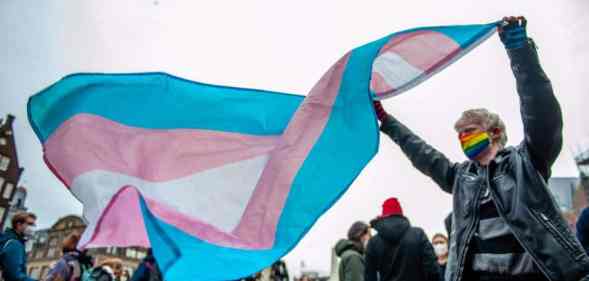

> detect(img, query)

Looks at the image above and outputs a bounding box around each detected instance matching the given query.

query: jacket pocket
[530,209,585,261]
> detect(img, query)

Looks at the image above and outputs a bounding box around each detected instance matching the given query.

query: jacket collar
[3,228,25,243]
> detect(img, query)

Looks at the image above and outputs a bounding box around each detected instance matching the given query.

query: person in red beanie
[364,197,441,281]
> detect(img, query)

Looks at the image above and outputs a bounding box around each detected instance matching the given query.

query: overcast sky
[1,0,588,276]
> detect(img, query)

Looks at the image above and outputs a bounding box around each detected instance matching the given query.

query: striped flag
[28,22,497,280]
[371,23,498,100]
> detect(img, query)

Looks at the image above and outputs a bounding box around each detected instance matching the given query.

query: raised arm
[374,101,457,193]
[500,16,563,179]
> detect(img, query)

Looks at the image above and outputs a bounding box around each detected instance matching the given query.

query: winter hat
[380,197,403,218]
[347,221,369,241]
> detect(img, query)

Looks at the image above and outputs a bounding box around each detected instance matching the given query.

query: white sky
[1,0,588,277]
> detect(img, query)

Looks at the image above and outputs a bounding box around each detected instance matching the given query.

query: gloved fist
[499,16,528,50]
[373,101,388,122]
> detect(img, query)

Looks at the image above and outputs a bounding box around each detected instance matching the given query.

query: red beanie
[380,197,403,218]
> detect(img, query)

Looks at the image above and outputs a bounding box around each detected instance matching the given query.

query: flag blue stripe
[140,31,387,281]
[429,22,498,48]
[28,72,304,143]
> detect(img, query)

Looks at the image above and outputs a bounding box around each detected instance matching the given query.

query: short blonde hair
[455,108,508,147]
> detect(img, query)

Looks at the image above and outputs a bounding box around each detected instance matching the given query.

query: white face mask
[434,243,448,257]
[23,225,35,238]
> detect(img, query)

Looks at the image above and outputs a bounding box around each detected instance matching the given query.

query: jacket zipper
[455,176,483,281]
[532,210,584,260]
[485,166,554,281]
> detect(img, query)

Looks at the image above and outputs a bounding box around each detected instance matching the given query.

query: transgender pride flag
[28,22,497,280]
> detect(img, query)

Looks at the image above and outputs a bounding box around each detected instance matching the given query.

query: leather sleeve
[577,208,589,254]
[380,115,457,193]
[509,38,563,179]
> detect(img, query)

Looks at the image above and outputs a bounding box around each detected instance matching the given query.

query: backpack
[144,261,163,281]
[82,266,114,281]
[49,253,93,281]
[78,263,93,281]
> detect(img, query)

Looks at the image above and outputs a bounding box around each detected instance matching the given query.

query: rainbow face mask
[460,131,491,160]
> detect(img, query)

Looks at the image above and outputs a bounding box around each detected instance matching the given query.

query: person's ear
[491,128,502,141]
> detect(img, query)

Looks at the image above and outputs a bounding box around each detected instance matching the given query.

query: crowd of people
[2,15,589,281]
[335,16,589,281]
[0,213,163,281]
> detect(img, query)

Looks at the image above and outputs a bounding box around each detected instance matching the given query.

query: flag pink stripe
[81,186,267,249]
[44,114,280,186]
[378,30,460,73]
[80,186,150,249]
[370,72,395,94]
[63,53,349,249]
[232,53,351,247]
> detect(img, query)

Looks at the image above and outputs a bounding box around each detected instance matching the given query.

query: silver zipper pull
[540,213,549,221]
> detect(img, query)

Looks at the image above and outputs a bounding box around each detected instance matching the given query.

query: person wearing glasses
[0,212,38,281]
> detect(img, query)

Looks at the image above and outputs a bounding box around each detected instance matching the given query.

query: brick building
[0,114,24,230]
[3,186,29,231]
[27,215,147,280]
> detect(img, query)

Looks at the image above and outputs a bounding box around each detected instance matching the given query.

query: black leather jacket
[380,39,589,281]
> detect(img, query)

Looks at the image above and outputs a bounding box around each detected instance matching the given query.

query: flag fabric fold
[28,22,497,280]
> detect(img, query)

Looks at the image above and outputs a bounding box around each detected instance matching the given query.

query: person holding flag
[374,16,589,281]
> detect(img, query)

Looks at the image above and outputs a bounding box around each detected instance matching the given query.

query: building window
[0,155,9,171]
[34,231,47,244]
[40,266,50,279]
[35,249,44,259]
[3,183,14,199]
[126,248,138,259]
[0,207,5,222]
[107,246,118,255]
[0,177,5,189]
[48,247,56,258]
[49,237,58,247]
[30,267,40,279]
[0,137,6,146]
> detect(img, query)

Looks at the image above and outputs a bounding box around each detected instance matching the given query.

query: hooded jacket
[365,216,440,281]
[336,239,365,281]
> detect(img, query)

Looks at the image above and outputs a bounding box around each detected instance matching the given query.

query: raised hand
[499,16,528,50]
[373,101,388,123]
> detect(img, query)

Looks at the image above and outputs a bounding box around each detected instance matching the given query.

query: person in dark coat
[576,207,589,254]
[335,221,371,281]
[443,213,452,239]
[373,16,589,281]
[130,249,162,281]
[0,212,38,281]
[365,197,440,281]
